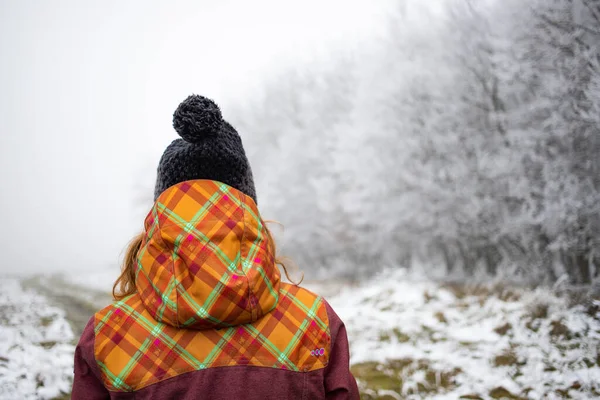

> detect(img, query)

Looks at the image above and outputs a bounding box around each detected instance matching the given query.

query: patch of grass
[455,301,471,310]
[493,349,522,367]
[0,304,18,326]
[525,318,541,333]
[555,381,583,398]
[36,373,45,388]
[421,365,462,393]
[378,328,410,344]
[435,311,448,324]
[440,283,468,299]
[549,320,571,338]
[562,287,594,308]
[494,322,512,336]
[392,328,410,343]
[527,302,549,320]
[351,359,461,398]
[492,284,522,303]
[582,358,596,368]
[39,341,58,350]
[458,341,478,350]
[50,393,71,400]
[423,291,434,303]
[358,392,399,400]
[489,386,527,399]
[543,363,557,372]
[586,302,599,318]
[555,341,584,352]
[441,282,523,303]
[419,324,447,343]
[379,332,391,343]
[351,361,404,392]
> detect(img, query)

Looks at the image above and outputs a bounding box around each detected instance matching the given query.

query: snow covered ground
[317,270,600,399]
[1,269,599,399]
[0,278,75,400]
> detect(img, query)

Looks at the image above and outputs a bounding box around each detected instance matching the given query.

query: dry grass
[435,311,448,324]
[488,386,527,399]
[493,349,521,367]
[549,320,571,338]
[351,358,461,399]
[441,282,523,303]
[50,393,71,400]
[494,322,512,336]
[527,302,549,320]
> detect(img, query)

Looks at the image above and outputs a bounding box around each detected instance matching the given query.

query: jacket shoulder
[276,283,332,362]
[279,282,325,305]
[92,288,333,392]
[278,283,330,330]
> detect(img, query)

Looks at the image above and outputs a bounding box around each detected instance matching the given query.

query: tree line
[229,0,600,284]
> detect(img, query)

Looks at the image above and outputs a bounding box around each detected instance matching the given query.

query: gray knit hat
[154,95,256,202]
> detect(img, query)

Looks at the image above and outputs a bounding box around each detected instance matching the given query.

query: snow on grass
[18,267,599,399]
[0,278,75,400]
[316,269,600,399]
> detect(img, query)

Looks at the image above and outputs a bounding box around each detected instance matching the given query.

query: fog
[3,0,597,285]
[0,0,394,274]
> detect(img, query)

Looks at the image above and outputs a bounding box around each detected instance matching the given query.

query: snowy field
[0,279,75,400]
[320,270,600,399]
[1,270,599,399]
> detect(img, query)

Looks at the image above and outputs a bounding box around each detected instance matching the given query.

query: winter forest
[229,0,600,285]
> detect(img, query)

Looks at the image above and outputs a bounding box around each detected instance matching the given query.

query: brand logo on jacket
[311,348,325,356]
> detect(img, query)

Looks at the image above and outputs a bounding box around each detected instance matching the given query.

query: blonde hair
[112,224,303,301]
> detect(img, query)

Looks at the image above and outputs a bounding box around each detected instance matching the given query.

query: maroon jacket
[72,300,358,399]
[71,181,359,399]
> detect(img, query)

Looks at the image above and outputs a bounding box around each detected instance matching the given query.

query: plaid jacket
[72,180,358,399]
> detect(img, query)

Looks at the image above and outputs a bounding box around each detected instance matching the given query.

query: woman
[71,95,359,399]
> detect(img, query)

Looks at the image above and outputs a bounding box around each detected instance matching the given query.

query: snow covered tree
[227,0,600,284]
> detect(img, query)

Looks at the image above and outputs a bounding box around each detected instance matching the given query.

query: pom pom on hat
[155,94,257,203]
[172,95,223,143]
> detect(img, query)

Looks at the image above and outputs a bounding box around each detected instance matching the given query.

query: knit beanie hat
[154,95,257,203]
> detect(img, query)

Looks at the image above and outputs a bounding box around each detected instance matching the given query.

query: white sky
[0,0,395,274]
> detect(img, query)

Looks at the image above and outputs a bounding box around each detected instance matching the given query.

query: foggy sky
[0,0,394,275]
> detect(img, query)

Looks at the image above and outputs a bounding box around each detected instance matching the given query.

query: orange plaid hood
[135,180,281,330]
